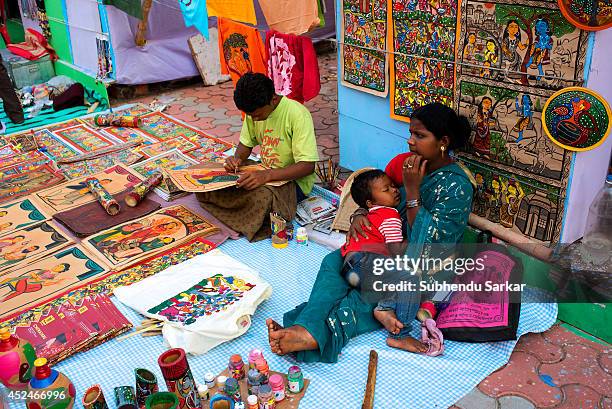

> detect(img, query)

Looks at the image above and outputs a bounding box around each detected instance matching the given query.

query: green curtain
[102,0,143,19]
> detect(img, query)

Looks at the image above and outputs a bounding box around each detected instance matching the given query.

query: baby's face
[368,175,401,208]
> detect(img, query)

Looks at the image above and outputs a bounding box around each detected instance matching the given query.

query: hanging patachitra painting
[454,0,589,244]
[341,0,389,97]
[389,0,460,121]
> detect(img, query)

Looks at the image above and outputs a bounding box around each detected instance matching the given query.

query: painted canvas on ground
[138,136,201,158]
[0,198,50,236]
[58,149,143,180]
[99,126,157,145]
[33,129,79,161]
[0,155,50,178]
[542,86,611,151]
[0,165,65,204]
[83,205,220,268]
[54,124,118,152]
[130,149,198,195]
[0,221,72,273]
[34,164,142,214]
[389,0,459,121]
[341,0,388,97]
[137,112,202,141]
[0,245,107,321]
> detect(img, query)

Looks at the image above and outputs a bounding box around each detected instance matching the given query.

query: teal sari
[283,162,474,363]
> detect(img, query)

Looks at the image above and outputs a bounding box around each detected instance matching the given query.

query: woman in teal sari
[267,103,475,362]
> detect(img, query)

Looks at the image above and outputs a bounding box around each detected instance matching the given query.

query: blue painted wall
[336,1,410,171]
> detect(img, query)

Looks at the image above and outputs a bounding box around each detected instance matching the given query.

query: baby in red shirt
[341,169,406,287]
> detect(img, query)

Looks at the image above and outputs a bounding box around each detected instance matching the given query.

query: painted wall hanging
[54,124,118,153]
[341,0,389,97]
[389,0,459,121]
[454,0,589,244]
[557,0,612,30]
[542,86,611,151]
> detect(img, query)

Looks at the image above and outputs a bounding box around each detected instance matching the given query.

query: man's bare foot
[374,309,404,335]
[266,319,283,354]
[266,320,318,355]
[386,336,428,353]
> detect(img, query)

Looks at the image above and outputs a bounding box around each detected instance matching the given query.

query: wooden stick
[361,350,378,409]
[117,323,162,341]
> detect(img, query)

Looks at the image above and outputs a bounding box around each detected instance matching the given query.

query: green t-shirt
[239,97,319,194]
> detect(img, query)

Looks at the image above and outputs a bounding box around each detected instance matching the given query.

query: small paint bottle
[287,366,304,394]
[256,384,276,409]
[247,369,261,396]
[197,384,209,401]
[217,375,227,391]
[248,349,264,370]
[246,395,258,409]
[228,354,246,380]
[296,227,308,245]
[204,373,216,389]
[268,374,285,403]
[254,359,269,383]
[224,378,241,403]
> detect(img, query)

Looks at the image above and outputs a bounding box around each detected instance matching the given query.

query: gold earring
[441,146,446,157]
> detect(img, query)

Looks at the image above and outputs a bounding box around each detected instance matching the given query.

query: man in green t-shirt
[197,73,319,241]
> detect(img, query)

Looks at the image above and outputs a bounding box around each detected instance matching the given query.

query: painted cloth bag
[435,244,523,342]
[114,249,272,354]
[258,0,320,35]
[217,18,267,86]
[265,30,321,103]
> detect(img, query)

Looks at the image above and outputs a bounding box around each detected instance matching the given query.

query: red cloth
[341,206,403,256]
[265,30,321,103]
[7,29,57,61]
[385,152,415,187]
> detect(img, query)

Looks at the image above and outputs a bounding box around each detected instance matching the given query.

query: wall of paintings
[337,0,610,245]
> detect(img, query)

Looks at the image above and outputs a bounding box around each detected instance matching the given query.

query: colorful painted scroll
[83,205,219,269]
[341,0,389,97]
[137,112,202,141]
[0,165,65,205]
[0,221,72,273]
[33,129,79,161]
[558,0,612,31]
[0,245,107,321]
[0,197,50,236]
[454,0,589,244]
[138,137,201,158]
[53,124,118,152]
[58,149,143,180]
[389,0,460,121]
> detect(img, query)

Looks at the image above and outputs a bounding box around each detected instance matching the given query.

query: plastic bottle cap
[230,354,243,363]
[268,374,284,388]
[217,375,227,386]
[247,395,258,404]
[34,358,48,367]
[197,384,208,394]
[0,328,10,340]
[204,373,215,381]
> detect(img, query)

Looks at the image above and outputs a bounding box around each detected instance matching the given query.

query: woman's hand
[347,213,372,242]
[236,170,270,190]
[402,154,427,198]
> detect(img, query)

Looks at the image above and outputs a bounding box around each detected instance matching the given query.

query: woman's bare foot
[266,319,318,355]
[374,309,404,335]
[386,336,428,353]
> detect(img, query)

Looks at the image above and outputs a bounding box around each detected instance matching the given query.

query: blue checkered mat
[9,237,557,409]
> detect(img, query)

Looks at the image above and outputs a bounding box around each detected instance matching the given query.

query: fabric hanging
[7,29,57,61]
[96,35,113,79]
[102,0,143,19]
[178,0,209,39]
[217,17,267,86]
[265,30,321,103]
[207,0,256,25]
[258,0,320,35]
[35,0,51,39]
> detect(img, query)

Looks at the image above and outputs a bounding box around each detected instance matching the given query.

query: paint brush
[361,350,378,409]
[117,323,163,341]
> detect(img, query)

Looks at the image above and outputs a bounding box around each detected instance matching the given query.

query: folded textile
[114,249,272,354]
[421,318,445,357]
[266,30,321,103]
[217,17,267,86]
[7,29,57,61]
[53,190,161,237]
[53,83,85,111]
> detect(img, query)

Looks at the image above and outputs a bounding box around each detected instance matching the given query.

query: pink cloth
[421,319,445,357]
[265,30,321,103]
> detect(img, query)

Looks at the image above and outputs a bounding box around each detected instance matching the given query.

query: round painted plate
[558,0,612,31]
[543,87,611,152]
